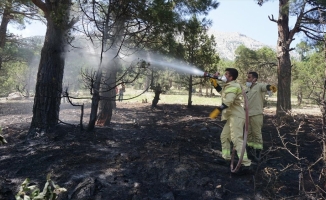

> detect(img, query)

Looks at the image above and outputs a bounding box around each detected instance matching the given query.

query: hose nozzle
[203,72,222,80]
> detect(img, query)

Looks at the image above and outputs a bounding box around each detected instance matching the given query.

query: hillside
[208,30,275,60]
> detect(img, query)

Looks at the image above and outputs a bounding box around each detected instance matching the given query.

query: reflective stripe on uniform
[247,142,263,150]
[253,143,263,149]
[224,86,242,95]
[247,142,255,148]
[222,149,231,159]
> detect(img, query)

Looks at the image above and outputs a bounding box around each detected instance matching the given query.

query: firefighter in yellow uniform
[209,68,252,174]
[245,72,277,161]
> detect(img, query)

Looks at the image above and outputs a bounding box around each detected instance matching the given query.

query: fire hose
[204,72,249,173]
[230,87,248,173]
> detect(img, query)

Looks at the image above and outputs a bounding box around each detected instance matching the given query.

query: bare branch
[67,16,79,29]
[268,14,278,23]
[303,6,322,16]
[289,1,307,42]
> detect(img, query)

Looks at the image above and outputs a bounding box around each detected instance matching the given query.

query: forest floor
[0,98,325,200]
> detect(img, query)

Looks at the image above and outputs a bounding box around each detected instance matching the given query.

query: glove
[209,108,221,119]
[269,85,277,93]
[210,78,218,88]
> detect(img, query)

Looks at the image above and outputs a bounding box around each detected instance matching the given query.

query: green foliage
[0,61,29,97]
[217,59,235,71]
[198,34,220,72]
[0,37,41,97]
[234,45,277,84]
[292,43,325,104]
[179,16,219,84]
[0,0,38,28]
[296,41,312,61]
[15,175,67,200]
[94,0,219,93]
[50,1,71,28]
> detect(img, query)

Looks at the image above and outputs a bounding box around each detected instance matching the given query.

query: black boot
[255,149,262,162]
[246,146,255,160]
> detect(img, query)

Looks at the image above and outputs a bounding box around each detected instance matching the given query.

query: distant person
[245,71,277,162]
[150,83,162,108]
[115,86,119,101]
[209,68,252,174]
[118,82,125,102]
[115,86,118,95]
[62,86,68,103]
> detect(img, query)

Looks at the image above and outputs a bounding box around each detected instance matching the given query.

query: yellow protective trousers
[247,114,263,150]
[220,116,251,167]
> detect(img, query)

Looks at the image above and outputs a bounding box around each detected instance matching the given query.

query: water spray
[122,50,216,77]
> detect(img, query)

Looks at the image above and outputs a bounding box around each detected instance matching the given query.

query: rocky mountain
[208,30,275,60]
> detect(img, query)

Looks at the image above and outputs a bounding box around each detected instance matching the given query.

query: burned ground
[0,100,325,200]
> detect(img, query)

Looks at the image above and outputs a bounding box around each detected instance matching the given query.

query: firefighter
[245,72,277,162]
[209,68,252,174]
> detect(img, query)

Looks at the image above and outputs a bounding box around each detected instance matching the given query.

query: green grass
[72,89,322,115]
[123,89,222,106]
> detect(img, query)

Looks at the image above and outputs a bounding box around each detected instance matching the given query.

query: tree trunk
[29,0,72,134]
[93,6,123,127]
[322,40,326,162]
[276,0,292,116]
[145,75,151,90]
[0,5,10,48]
[96,100,114,126]
[323,79,326,162]
[206,86,209,96]
[96,61,118,126]
[87,70,102,131]
[169,79,172,88]
[0,1,12,69]
[188,75,193,107]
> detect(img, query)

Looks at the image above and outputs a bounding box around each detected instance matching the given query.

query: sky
[207,0,301,47]
[9,0,302,47]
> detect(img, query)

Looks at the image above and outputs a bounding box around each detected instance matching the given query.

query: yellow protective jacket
[220,81,245,121]
[245,83,268,116]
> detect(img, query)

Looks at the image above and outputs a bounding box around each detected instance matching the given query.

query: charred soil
[0,100,325,200]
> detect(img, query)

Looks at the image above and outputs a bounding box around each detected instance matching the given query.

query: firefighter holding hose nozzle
[245,72,277,162]
[209,68,253,174]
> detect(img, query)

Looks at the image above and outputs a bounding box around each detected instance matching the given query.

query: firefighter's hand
[210,78,218,88]
[269,85,277,93]
[209,108,221,119]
